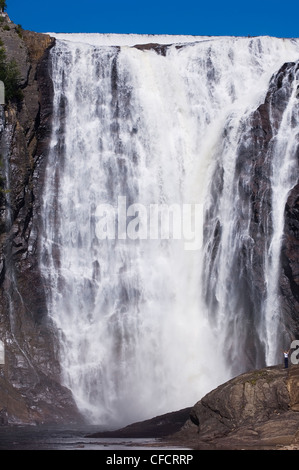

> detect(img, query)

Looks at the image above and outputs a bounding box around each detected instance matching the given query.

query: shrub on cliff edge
[0,40,23,102]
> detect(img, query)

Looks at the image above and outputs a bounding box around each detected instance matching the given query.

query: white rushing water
[47,32,212,46]
[40,34,299,426]
[263,67,299,365]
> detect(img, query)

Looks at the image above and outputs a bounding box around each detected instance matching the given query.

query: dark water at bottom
[0,425,189,450]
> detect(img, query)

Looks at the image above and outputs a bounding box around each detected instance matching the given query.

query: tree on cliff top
[0,40,22,102]
[0,1,6,13]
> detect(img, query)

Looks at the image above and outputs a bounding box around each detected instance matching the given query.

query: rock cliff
[167,365,299,449]
[246,62,299,341]
[0,15,298,427]
[0,15,82,424]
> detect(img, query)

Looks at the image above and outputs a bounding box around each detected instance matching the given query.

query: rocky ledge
[88,365,299,450]
[168,364,299,450]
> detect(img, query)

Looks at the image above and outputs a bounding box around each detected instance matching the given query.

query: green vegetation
[15,24,23,38]
[2,59,22,101]
[0,1,7,12]
[0,41,22,102]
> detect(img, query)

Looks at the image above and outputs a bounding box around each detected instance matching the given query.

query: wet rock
[281,184,299,337]
[0,15,82,425]
[168,365,299,449]
[133,43,169,56]
[229,61,299,353]
[87,407,191,439]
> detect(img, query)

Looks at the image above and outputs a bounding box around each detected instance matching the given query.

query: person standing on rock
[283,349,290,368]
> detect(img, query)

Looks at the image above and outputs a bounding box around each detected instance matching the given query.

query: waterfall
[40,35,299,427]
[263,62,299,364]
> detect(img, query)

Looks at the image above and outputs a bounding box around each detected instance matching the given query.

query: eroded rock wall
[0,16,81,425]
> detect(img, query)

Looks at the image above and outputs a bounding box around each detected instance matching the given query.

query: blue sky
[6,0,299,37]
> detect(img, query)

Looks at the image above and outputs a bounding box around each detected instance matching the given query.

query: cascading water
[40,34,299,427]
[202,59,299,376]
[263,63,299,364]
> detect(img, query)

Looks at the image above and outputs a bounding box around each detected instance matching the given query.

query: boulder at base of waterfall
[87,365,299,449]
[167,364,299,449]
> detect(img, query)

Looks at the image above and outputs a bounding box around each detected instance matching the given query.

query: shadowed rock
[86,407,191,439]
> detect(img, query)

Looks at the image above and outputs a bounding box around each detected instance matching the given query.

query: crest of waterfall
[40,35,299,426]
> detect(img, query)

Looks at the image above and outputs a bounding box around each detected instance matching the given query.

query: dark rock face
[133,43,169,56]
[235,63,299,345]
[204,60,299,373]
[245,62,299,346]
[170,365,299,449]
[0,16,82,424]
[281,183,299,337]
[87,407,192,439]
